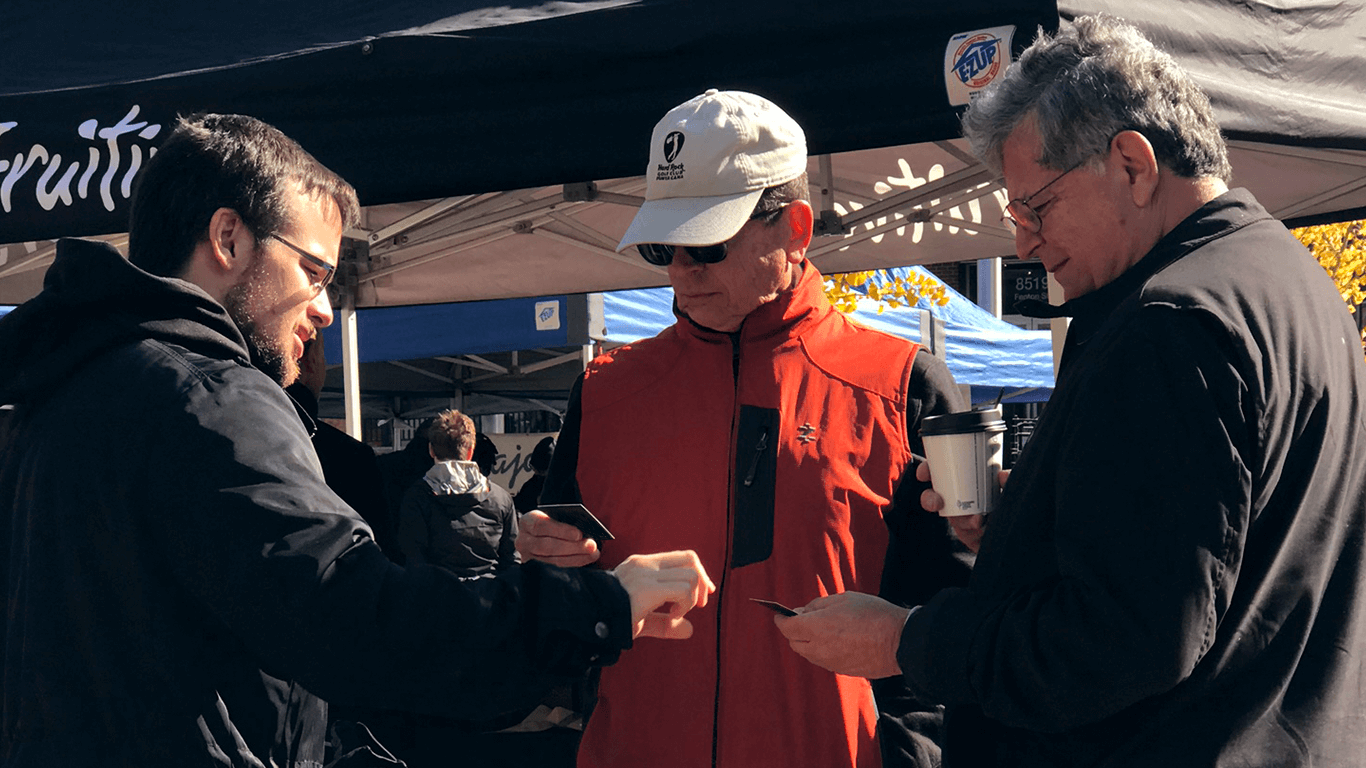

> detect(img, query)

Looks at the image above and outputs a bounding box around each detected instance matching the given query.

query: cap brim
[616,188,765,252]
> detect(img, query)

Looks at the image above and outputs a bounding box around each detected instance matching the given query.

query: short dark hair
[426,409,477,462]
[529,436,556,473]
[960,15,1231,183]
[128,113,361,277]
[472,433,498,477]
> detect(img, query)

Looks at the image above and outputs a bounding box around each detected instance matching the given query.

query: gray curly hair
[961,15,1231,183]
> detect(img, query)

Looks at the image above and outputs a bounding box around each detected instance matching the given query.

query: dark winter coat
[0,239,633,768]
[899,190,1366,767]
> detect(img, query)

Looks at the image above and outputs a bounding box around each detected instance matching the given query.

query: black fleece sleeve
[539,373,585,506]
[875,349,972,768]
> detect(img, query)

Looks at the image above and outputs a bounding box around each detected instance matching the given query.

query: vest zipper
[713,331,743,768]
[743,429,768,487]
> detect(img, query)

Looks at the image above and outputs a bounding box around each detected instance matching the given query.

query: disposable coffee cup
[919,406,1007,517]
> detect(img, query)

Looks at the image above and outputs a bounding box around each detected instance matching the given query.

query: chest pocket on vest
[733,405,779,568]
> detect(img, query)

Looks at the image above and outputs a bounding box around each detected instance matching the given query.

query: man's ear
[1110,131,1160,208]
[784,199,814,263]
[204,207,253,276]
[182,207,255,301]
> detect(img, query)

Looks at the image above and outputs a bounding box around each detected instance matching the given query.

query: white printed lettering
[0,107,164,218]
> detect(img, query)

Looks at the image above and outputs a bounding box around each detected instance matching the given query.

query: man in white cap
[518,89,969,768]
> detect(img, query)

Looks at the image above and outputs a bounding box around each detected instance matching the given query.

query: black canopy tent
[0,0,1057,243]
[0,0,1061,430]
[3,1,1364,304]
[5,0,1364,304]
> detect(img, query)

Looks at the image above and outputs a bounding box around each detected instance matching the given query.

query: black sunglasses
[636,205,787,266]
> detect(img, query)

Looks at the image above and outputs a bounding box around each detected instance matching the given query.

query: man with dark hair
[0,113,713,768]
[778,16,1366,768]
[517,89,968,768]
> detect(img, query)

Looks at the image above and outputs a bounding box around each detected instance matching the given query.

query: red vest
[577,266,918,768]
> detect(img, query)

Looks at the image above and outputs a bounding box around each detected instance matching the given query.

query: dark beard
[223,283,292,387]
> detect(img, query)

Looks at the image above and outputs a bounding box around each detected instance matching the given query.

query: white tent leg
[339,303,362,439]
[977,257,1002,318]
[1047,271,1068,377]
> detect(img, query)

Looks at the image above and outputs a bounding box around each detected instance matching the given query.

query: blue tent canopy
[600,266,1055,404]
[318,295,577,365]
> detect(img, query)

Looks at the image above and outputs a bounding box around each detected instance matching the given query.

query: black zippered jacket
[0,239,632,768]
[898,190,1366,767]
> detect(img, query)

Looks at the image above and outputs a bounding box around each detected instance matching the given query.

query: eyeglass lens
[1002,202,1037,233]
[1001,161,1085,234]
[269,233,336,299]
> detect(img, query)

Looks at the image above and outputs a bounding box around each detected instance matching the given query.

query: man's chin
[244,339,293,387]
[279,366,300,389]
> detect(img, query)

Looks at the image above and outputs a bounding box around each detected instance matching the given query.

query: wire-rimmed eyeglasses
[1002,160,1086,234]
[268,233,338,303]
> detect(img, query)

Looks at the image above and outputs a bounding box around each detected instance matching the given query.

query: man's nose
[309,292,334,327]
[1015,228,1043,261]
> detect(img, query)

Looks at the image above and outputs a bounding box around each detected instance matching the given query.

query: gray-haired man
[779,15,1366,768]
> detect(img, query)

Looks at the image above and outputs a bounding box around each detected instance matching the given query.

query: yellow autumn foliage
[824,269,950,315]
[1292,219,1366,314]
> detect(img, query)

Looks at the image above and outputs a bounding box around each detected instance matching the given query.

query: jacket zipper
[713,331,743,767]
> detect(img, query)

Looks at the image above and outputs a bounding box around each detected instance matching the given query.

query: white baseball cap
[616,89,807,253]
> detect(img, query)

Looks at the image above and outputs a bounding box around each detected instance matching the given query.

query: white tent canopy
[346,134,1365,309]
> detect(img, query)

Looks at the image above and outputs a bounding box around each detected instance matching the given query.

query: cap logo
[656,130,686,181]
[663,131,685,163]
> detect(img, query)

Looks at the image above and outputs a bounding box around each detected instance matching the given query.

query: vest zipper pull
[744,429,768,487]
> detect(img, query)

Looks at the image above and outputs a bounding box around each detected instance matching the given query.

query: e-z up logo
[951,33,1002,88]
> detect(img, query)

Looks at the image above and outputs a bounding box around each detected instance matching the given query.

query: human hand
[914,461,1008,554]
[516,509,601,567]
[774,592,909,679]
[611,550,716,640]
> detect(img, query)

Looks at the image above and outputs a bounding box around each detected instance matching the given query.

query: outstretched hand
[774,592,909,679]
[516,509,601,567]
[612,550,716,639]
